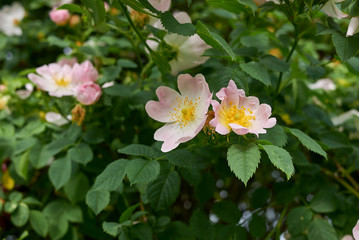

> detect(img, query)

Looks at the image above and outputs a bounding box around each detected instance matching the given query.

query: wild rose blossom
[347,17,359,36]
[28,60,102,105]
[147,12,211,75]
[321,0,349,19]
[145,74,212,152]
[148,0,171,12]
[308,78,336,91]
[0,2,25,36]
[49,8,70,26]
[353,219,359,240]
[76,82,102,105]
[45,112,71,126]
[210,80,276,136]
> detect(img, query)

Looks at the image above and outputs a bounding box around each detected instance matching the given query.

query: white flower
[16,83,34,99]
[331,109,359,126]
[0,2,25,36]
[45,112,71,126]
[346,17,359,36]
[321,0,349,19]
[308,78,336,91]
[147,12,211,75]
[49,0,73,7]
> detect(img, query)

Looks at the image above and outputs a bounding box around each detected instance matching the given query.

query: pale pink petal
[215,122,230,135]
[265,117,277,128]
[75,82,102,105]
[308,78,336,91]
[72,60,98,84]
[322,0,349,19]
[49,8,70,26]
[58,57,78,67]
[216,80,245,100]
[353,219,359,240]
[177,74,209,99]
[341,235,354,240]
[148,0,171,12]
[145,86,180,123]
[229,123,250,135]
[173,11,191,24]
[347,17,359,37]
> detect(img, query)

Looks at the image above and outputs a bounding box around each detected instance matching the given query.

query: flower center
[55,78,70,87]
[168,96,200,129]
[13,19,20,26]
[219,105,255,129]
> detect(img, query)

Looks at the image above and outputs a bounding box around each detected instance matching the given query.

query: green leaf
[86,189,110,215]
[259,125,287,147]
[16,120,45,139]
[147,170,180,211]
[93,159,129,191]
[29,145,52,169]
[48,156,72,190]
[125,159,160,185]
[190,210,214,240]
[227,143,261,186]
[308,219,337,240]
[237,0,257,13]
[48,215,68,240]
[286,128,327,158]
[151,52,171,74]
[130,223,153,240]
[213,201,242,224]
[103,222,121,237]
[160,11,196,36]
[350,0,359,17]
[261,145,294,180]
[118,144,156,158]
[120,204,140,223]
[15,137,37,155]
[165,149,195,168]
[58,3,87,14]
[240,62,271,86]
[47,35,71,48]
[13,150,30,180]
[332,32,359,61]
[9,191,23,203]
[30,210,49,237]
[259,55,289,72]
[68,143,93,165]
[81,0,106,25]
[310,190,338,213]
[249,214,266,238]
[196,20,236,61]
[11,203,30,227]
[287,207,313,236]
[64,172,90,203]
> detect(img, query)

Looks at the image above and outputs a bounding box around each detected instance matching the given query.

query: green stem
[275,22,298,96]
[118,1,153,53]
[322,168,359,199]
[264,205,288,240]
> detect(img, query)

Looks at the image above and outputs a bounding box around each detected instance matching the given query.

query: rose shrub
[0,0,359,239]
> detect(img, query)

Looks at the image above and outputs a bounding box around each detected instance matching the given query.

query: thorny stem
[322,168,359,199]
[264,205,288,240]
[118,2,153,54]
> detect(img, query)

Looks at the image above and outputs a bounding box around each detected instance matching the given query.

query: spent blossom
[0,2,25,36]
[145,74,212,152]
[147,12,211,75]
[210,80,276,136]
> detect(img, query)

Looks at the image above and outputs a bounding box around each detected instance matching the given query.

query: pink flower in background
[210,80,276,136]
[0,2,25,36]
[148,0,171,12]
[72,60,99,84]
[50,0,73,7]
[58,57,77,67]
[342,236,354,240]
[45,112,71,126]
[28,59,101,103]
[353,219,359,240]
[145,74,212,152]
[147,12,211,75]
[28,63,75,97]
[49,8,70,26]
[75,82,102,105]
[16,83,34,99]
[321,0,349,19]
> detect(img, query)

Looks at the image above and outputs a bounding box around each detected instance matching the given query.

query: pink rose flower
[145,74,212,152]
[210,80,276,136]
[354,219,359,240]
[148,0,171,12]
[28,63,75,97]
[58,57,77,67]
[49,8,70,26]
[72,60,99,84]
[75,82,102,105]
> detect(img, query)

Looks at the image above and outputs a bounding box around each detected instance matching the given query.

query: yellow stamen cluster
[13,19,20,26]
[219,105,255,129]
[168,96,200,129]
[55,78,70,87]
